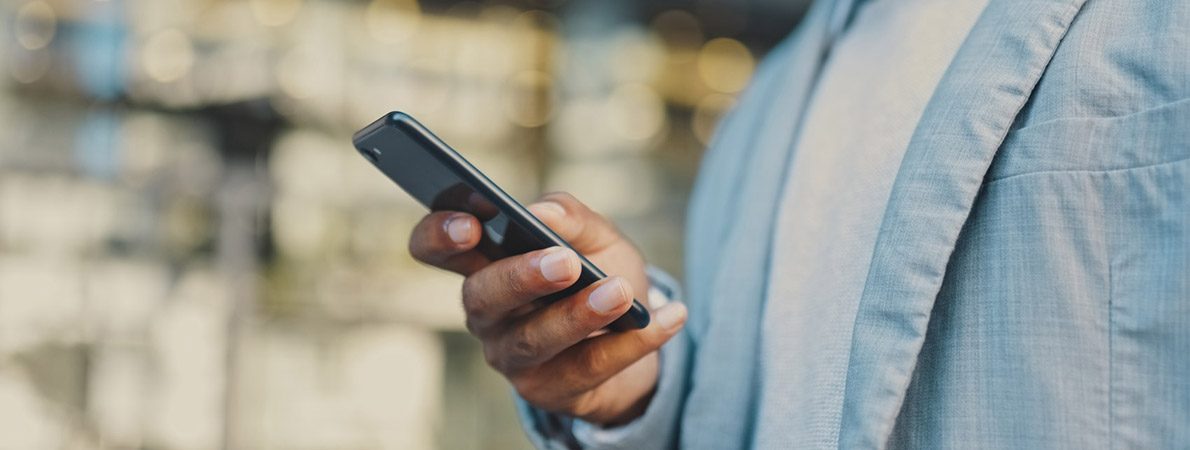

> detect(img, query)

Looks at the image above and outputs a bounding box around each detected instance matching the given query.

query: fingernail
[530,201,566,219]
[654,302,687,331]
[538,247,577,283]
[445,216,472,245]
[588,277,628,314]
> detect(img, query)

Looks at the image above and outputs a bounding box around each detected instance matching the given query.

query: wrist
[593,384,657,427]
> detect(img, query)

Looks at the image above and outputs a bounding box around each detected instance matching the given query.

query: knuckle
[460,280,483,315]
[504,326,542,366]
[554,303,597,343]
[579,344,612,379]
[565,297,596,326]
[461,284,497,329]
[503,263,537,298]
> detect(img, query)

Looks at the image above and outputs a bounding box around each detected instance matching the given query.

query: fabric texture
[756,0,988,448]
[517,0,1190,447]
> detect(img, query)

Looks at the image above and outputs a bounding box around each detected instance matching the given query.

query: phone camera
[361,147,381,163]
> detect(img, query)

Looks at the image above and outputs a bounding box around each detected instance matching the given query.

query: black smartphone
[352,112,650,331]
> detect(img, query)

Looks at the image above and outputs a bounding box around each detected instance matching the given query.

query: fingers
[409,211,489,275]
[488,276,636,373]
[510,301,688,406]
[548,301,687,391]
[462,246,583,335]
[527,192,622,253]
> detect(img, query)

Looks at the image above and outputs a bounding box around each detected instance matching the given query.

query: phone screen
[355,122,547,260]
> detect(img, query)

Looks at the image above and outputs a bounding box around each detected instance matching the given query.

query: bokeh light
[141,29,195,83]
[250,0,304,27]
[651,9,703,60]
[0,0,810,447]
[607,82,667,142]
[610,29,665,83]
[15,1,57,50]
[276,46,321,100]
[697,37,754,93]
[366,0,422,44]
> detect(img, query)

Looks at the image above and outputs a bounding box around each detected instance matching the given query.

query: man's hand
[408,192,687,426]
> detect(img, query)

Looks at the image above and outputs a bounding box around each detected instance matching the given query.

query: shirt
[518,0,1190,447]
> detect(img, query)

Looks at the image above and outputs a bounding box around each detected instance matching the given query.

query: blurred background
[0,0,810,448]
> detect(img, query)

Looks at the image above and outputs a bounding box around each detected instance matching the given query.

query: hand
[408,192,688,426]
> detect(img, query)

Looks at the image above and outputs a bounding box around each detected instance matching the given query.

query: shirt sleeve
[515,266,689,449]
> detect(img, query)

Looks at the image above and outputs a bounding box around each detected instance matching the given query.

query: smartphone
[352,112,650,331]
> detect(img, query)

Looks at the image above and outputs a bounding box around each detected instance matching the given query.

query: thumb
[527,192,623,254]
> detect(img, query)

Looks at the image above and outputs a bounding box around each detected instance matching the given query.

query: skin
[408,192,688,426]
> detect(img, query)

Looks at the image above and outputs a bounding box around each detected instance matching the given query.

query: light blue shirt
[520,0,1190,447]
[759,0,988,447]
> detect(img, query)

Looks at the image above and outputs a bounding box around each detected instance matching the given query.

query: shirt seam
[983,155,1190,186]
